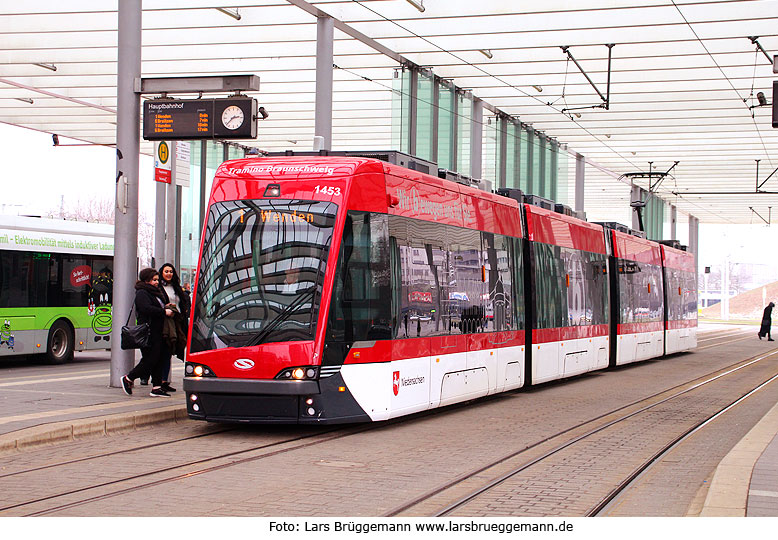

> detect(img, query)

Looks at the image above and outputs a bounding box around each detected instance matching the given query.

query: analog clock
[221,105,245,130]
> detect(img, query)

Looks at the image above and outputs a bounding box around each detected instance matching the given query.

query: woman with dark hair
[121,268,174,397]
[156,263,191,392]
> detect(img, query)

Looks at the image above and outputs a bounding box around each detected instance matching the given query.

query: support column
[631,184,642,231]
[111,0,142,387]
[154,179,166,266]
[470,98,483,179]
[575,152,585,213]
[688,215,699,270]
[164,152,177,265]
[199,140,207,231]
[498,116,508,189]
[670,205,677,240]
[315,16,334,151]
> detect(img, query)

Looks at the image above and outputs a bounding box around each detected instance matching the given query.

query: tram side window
[482,233,514,332]
[684,271,697,320]
[532,243,566,329]
[510,238,525,331]
[405,225,448,338]
[648,264,664,322]
[328,212,392,342]
[450,229,483,334]
[618,259,636,324]
[561,247,586,326]
[666,268,681,321]
[587,252,609,326]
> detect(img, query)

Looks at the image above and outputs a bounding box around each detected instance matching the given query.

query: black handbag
[121,306,150,350]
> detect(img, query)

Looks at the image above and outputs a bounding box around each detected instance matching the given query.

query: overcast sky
[2,122,776,277]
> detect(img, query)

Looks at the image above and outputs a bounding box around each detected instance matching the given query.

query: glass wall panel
[547,140,556,201]
[482,116,498,184]
[457,93,472,175]
[415,71,435,162]
[391,67,411,153]
[521,128,533,194]
[437,84,455,171]
[556,145,570,206]
[534,135,544,198]
[505,122,518,189]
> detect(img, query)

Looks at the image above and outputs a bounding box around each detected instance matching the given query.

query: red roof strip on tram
[661,244,696,273]
[610,230,662,265]
[524,204,607,254]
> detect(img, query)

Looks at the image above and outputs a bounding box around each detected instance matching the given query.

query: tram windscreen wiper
[246,287,316,347]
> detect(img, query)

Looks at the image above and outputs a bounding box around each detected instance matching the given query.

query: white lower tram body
[664,326,698,355]
[532,335,610,384]
[340,344,526,422]
[616,330,665,366]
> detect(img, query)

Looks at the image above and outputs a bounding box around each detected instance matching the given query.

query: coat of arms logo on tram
[392,371,400,396]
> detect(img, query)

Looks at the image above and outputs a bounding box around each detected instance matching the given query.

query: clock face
[221,105,245,130]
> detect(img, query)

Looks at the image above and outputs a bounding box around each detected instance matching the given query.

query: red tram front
[183,156,526,423]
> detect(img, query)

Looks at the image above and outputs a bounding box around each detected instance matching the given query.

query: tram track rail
[2,332,771,517]
[385,345,778,517]
[0,425,364,516]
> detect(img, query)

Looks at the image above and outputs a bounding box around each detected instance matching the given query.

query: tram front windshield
[190,199,338,352]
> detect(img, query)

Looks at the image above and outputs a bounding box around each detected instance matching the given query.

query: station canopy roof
[1,0,777,225]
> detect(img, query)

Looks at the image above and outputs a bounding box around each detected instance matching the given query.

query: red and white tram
[183,153,697,424]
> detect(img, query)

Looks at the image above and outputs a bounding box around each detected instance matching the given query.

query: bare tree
[45,196,155,267]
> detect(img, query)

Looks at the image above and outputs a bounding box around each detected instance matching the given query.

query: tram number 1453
[314,185,341,196]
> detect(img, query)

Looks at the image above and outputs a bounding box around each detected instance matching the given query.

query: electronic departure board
[143,97,258,140]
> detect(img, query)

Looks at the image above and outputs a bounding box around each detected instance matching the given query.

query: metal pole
[470,98,483,179]
[575,152,585,213]
[631,185,643,231]
[111,0,142,387]
[154,177,166,266]
[315,15,334,150]
[175,185,182,272]
[670,205,677,240]
[164,149,177,266]
[199,140,207,231]
[498,116,507,189]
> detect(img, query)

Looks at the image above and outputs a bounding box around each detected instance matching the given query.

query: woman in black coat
[758,301,774,341]
[156,263,191,392]
[121,268,174,397]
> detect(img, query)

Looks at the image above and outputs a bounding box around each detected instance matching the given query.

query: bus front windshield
[190,199,338,353]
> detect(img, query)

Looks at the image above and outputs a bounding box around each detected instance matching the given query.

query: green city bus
[0,215,114,363]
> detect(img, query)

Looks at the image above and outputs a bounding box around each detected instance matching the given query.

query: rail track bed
[1,327,775,517]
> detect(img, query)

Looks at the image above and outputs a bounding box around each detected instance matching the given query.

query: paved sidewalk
[701,399,778,516]
[0,351,187,455]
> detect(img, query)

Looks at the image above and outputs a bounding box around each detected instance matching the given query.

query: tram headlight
[185,362,216,378]
[275,366,319,380]
[305,398,314,405]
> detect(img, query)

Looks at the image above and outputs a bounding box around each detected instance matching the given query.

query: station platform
[0,324,776,517]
